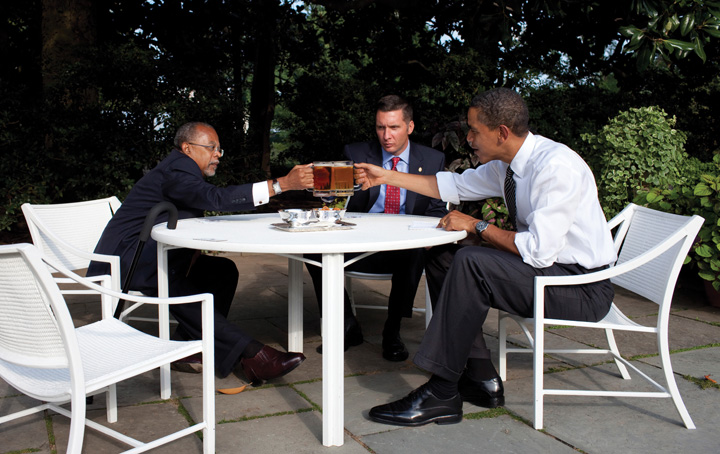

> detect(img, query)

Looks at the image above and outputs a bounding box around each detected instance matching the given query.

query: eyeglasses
[188,142,224,157]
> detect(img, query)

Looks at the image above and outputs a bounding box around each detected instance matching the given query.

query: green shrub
[635,154,718,290]
[582,106,689,218]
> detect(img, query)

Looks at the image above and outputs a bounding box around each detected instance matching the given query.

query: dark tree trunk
[41,0,97,105]
[247,1,279,178]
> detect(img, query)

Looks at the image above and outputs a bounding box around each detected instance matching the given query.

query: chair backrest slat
[0,245,71,368]
[611,205,702,306]
[22,197,120,271]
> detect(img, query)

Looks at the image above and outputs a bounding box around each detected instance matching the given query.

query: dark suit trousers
[305,248,425,321]
[416,244,614,382]
[145,253,249,378]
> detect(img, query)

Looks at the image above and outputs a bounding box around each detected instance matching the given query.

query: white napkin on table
[409,221,441,230]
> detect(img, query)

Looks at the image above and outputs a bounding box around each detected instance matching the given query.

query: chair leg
[202,355,216,453]
[532,319,545,430]
[498,314,508,381]
[67,393,87,454]
[424,284,432,328]
[658,332,696,429]
[345,275,357,316]
[605,328,631,380]
[106,384,118,423]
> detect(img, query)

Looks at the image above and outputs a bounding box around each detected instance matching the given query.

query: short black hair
[470,88,529,136]
[377,94,413,123]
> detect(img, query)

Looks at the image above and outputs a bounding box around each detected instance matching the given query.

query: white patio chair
[22,197,122,312]
[0,243,215,453]
[21,197,168,325]
[497,203,703,430]
[345,270,433,327]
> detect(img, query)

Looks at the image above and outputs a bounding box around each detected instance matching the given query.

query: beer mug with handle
[311,161,361,198]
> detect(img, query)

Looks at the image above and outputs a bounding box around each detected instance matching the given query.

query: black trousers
[305,248,426,323]
[138,251,249,378]
[415,244,614,382]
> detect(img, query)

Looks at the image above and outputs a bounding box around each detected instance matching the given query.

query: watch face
[475,220,489,235]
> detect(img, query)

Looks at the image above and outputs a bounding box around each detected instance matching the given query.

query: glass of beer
[312,161,358,197]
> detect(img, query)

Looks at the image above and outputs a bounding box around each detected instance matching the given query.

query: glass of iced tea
[312,161,358,197]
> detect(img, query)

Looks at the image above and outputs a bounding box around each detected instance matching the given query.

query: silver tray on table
[271,221,355,232]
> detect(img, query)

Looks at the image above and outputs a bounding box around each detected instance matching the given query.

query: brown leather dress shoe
[240,345,306,386]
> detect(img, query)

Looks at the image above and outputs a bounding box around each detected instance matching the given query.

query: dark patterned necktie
[504,165,517,227]
[384,157,401,214]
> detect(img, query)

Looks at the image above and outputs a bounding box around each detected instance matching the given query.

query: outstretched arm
[354,162,442,199]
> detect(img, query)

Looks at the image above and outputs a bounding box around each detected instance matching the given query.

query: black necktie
[504,166,517,227]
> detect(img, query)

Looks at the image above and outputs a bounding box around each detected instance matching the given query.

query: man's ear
[497,125,510,143]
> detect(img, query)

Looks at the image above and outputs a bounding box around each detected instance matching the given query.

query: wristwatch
[272,179,282,195]
[475,220,490,237]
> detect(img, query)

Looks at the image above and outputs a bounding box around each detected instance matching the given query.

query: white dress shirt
[436,132,616,269]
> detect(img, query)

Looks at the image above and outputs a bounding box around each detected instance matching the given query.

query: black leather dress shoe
[316,316,364,354]
[458,372,505,408]
[240,346,306,386]
[368,383,462,427]
[382,331,409,362]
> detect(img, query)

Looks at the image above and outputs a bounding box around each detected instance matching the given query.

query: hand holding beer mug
[311,161,361,198]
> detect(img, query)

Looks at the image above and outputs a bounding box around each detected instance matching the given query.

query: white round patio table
[152,212,466,447]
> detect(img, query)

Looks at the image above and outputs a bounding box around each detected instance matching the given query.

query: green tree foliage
[582,106,691,218]
[621,0,720,70]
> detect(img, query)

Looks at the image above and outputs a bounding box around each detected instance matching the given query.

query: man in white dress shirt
[354,88,617,427]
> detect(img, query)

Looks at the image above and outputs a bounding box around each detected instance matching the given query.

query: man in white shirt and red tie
[354,88,617,426]
[307,95,447,361]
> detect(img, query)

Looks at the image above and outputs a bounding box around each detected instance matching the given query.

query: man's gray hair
[174,122,215,148]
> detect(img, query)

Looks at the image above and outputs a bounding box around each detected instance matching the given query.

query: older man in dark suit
[307,95,447,361]
[88,122,314,385]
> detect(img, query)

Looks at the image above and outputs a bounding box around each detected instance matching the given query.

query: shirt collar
[508,131,535,178]
[382,142,411,167]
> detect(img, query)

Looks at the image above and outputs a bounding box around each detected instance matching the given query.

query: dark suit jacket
[88,149,258,292]
[343,141,447,217]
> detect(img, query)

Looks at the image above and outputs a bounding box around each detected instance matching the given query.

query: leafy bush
[635,155,718,289]
[582,106,690,218]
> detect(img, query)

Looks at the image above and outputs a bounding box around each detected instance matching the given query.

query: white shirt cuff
[436,171,460,205]
[252,181,271,206]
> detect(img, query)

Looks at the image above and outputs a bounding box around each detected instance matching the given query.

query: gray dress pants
[415,244,614,382]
